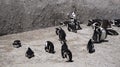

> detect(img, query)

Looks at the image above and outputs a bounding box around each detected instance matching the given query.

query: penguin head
[90,38,94,42]
[94,23,99,30]
[88,19,93,22]
[88,19,93,26]
[55,28,59,30]
[89,39,92,42]
[28,47,31,50]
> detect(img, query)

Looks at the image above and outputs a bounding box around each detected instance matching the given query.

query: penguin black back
[87,39,95,53]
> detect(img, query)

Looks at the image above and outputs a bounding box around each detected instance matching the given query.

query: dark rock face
[0,0,120,35]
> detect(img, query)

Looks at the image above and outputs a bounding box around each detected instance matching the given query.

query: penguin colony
[12,12,119,62]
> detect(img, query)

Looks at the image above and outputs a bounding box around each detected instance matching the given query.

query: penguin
[74,19,82,30]
[67,23,72,32]
[92,25,107,43]
[63,49,73,62]
[112,19,120,27]
[58,27,66,41]
[87,39,95,53]
[61,41,73,62]
[92,25,101,43]
[45,41,55,54]
[13,40,21,48]
[67,20,77,33]
[25,47,35,59]
[87,19,102,26]
[61,41,68,58]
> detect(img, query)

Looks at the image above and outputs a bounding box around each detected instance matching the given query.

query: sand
[0,24,120,67]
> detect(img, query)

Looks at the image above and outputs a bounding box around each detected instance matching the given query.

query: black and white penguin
[45,41,55,54]
[111,19,120,27]
[67,22,77,33]
[87,19,102,26]
[25,47,35,59]
[58,27,66,41]
[87,39,95,53]
[67,18,77,33]
[92,25,101,43]
[92,25,107,43]
[12,40,21,48]
[61,41,68,58]
[63,49,73,62]
[61,41,73,62]
[74,19,82,30]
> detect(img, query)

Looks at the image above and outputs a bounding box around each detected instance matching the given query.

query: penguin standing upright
[92,25,101,43]
[61,41,73,62]
[67,19,77,33]
[87,39,95,53]
[61,41,68,58]
[92,24,107,43]
[75,20,82,30]
[58,27,66,42]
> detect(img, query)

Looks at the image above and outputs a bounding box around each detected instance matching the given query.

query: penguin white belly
[100,28,106,40]
[45,42,48,47]
[92,23,96,29]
